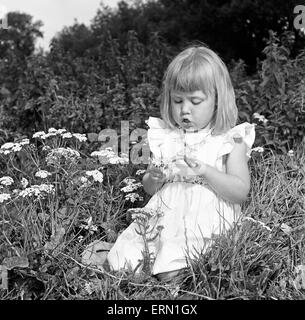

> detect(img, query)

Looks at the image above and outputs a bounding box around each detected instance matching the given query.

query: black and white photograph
[0,0,305,306]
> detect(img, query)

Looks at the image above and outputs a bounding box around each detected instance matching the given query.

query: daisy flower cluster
[0,193,11,203]
[80,216,98,234]
[46,147,80,166]
[35,170,52,179]
[91,147,129,165]
[32,128,87,142]
[0,139,29,155]
[251,146,264,153]
[18,184,55,199]
[0,176,14,186]
[85,170,104,183]
[121,178,143,203]
[128,207,163,222]
[253,112,268,125]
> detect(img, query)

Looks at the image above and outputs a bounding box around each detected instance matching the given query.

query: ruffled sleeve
[218,122,256,159]
[145,117,170,159]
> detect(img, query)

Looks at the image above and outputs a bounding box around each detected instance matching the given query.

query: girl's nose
[181,100,191,114]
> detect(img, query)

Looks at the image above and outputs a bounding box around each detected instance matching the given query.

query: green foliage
[235,31,305,153]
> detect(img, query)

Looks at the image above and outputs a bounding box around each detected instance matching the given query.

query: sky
[0,0,122,51]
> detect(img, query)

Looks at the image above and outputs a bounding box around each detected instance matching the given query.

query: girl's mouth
[182,119,191,123]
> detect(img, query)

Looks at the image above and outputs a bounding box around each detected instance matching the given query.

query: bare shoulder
[226,140,250,189]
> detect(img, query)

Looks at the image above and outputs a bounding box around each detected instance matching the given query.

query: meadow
[0,126,304,300]
[0,16,305,299]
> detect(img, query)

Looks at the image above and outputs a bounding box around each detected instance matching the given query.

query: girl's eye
[192,100,201,105]
[173,99,182,104]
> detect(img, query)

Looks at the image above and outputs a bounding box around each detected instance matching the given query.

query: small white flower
[0,193,11,203]
[12,144,22,152]
[81,216,98,234]
[121,178,142,193]
[136,169,146,176]
[251,147,264,153]
[0,176,14,186]
[57,129,67,134]
[253,113,268,124]
[1,142,15,150]
[48,128,58,134]
[288,150,294,157]
[91,148,128,165]
[18,184,55,198]
[123,178,136,184]
[85,170,104,183]
[42,145,51,152]
[44,132,57,138]
[32,131,46,139]
[62,132,73,139]
[80,176,88,184]
[125,192,143,203]
[35,170,52,179]
[73,133,87,142]
[21,178,29,188]
[19,139,30,146]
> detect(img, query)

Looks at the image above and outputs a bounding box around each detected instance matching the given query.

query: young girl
[106,45,255,281]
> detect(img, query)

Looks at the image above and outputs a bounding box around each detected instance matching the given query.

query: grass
[0,130,305,300]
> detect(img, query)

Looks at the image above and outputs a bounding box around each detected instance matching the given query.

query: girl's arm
[185,140,250,204]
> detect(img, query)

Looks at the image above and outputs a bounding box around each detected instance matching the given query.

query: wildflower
[136,169,146,176]
[121,178,142,193]
[251,147,264,153]
[129,207,163,220]
[80,216,98,234]
[85,170,104,183]
[46,147,80,166]
[42,145,51,152]
[48,128,58,134]
[80,176,88,184]
[0,193,11,203]
[125,192,143,203]
[32,131,46,139]
[288,150,294,157]
[91,148,129,165]
[123,178,137,184]
[19,138,30,146]
[44,132,57,139]
[0,142,23,154]
[73,133,87,142]
[57,129,67,134]
[253,112,268,124]
[1,142,15,150]
[0,176,14,186]
[18,184,55,199]
[35,170,52,179]
[62,132,73,139]
[21,178,29,189]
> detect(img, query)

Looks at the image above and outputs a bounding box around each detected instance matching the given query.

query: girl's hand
[183,156,207,176]
[147,166,167,184]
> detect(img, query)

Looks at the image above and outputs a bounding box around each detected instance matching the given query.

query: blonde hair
[160,44,238,135]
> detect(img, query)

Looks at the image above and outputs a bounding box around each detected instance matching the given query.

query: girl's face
[171,90,216,131]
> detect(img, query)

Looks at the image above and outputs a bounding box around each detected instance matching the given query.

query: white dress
[107,117,255,275]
